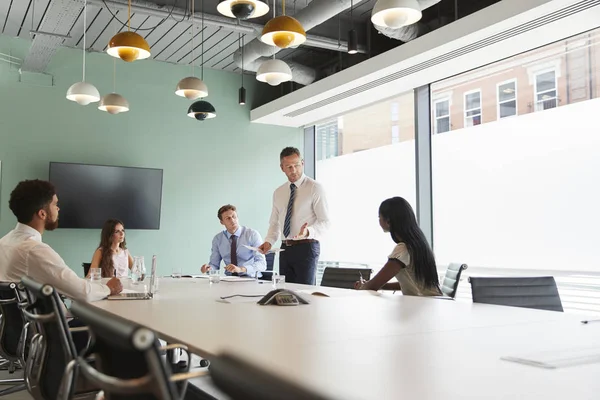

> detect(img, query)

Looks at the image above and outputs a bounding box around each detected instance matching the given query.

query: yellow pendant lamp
[107,0,151,62]
[261,0,306,49]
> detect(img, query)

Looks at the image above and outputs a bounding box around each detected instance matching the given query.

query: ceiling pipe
[89,0,360,53]
[373,0,442,41]
[234,0,369,86]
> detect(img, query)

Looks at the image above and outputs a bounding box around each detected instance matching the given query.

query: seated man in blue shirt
[201,204,266,277]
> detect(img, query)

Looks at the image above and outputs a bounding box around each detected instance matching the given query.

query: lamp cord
[282,0,285,15]
[201,0,204,81]
[82,0,86,81]
[191,0,194,77]
[128,0,131,31]
[113,57,116,92]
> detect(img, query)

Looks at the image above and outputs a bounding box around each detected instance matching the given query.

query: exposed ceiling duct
[234,0,369,86]
[373,0,443,41]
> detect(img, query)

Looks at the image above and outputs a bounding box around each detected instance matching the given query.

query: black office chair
[469,276,564,312]
[20,276,99,400]
[82,263,91,277]
[259,253,276,281]
[210,353,332,400]
[0,282,27,395]
[70,300,209,400]
[320,267,373,289]
[440,263,468,299]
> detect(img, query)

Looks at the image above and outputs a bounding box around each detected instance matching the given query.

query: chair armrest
[69,326,89,333]
[160,343,188,352]
[170,370,210,382]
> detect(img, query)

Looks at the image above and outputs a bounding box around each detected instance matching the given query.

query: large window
[315,91,416,280]
[431,28,600,277]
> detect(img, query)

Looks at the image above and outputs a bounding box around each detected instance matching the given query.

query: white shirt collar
[15,223,42,242]
[290,174,307,187]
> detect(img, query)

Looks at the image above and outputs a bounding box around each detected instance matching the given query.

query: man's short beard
[45,217,59,231]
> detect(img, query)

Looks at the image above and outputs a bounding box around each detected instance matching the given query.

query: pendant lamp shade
[187,100,216,120]
[371,0,422,29]
[176,77,208,99]
[66,82,101,105]
[217,0,269,19]
[239,87,246,105]
[107,31,151,62]
[98,93,129,114]
[348,29,358,54]
[256,59,292,86]
[261,16,306,48]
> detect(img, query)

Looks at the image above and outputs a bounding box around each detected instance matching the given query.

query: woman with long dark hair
[356,197,441,296]
[87,219,134,278]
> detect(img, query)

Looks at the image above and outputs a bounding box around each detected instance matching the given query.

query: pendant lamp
[107,0,151,62]
[176,0,208,99]
[239,33,246,105]
[348,0,358,54]
[66,0,100,105]
[188,0,216,120]
[217,0,269,20]
[99,59,129,114]
[261,0,305,49]
[371,0,422,29]
[256,58,292,86]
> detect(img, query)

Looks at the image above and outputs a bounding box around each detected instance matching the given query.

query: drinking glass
[272,274,286,289]
[171,267,182,279]
[209,268,220,284]
[131,256,146,285]
[89,268,101,282]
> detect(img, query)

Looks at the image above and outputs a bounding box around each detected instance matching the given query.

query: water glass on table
[89,267,101,282]
[171,267,182,279]
[209,268,220,284]
[131,256,146,285]
[272,273,285,289]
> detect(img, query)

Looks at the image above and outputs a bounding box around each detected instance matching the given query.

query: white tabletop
[90,278,600,400]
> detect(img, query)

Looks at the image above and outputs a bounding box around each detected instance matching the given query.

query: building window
[464,90,482,127]
[497,80,517,119]
[316,120,339,161]
[433,99,450,134]
[391,125,400,143]
[534,70,558,111]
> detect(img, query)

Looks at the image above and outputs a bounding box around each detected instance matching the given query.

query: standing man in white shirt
[0,179,122,302]
[258,147,330,284]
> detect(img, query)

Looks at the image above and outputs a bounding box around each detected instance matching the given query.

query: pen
[581,319,600,324]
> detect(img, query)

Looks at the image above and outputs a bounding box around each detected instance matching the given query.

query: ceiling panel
[3,0,32,37]
[149,20,190,60]
[156,24,205,62]
[17,0,52,39]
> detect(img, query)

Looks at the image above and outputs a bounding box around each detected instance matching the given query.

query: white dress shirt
[0,223,110,302]
[265,174,331,244]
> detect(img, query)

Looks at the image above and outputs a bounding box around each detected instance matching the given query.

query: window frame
[533,69,558,111]
[433,98,451,134]
[464,89,482,127]
[496,79,518,119]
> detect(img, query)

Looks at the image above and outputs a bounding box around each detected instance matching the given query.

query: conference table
[90,277,600,400]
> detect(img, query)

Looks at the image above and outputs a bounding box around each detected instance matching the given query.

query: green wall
[0,35,301,277]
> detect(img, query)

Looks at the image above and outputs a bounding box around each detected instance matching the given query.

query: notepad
[501,347,600,369]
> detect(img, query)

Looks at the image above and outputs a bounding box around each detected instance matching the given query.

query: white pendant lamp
[371,0,422,29]
[99,59,129,114]
[66,0,100,105]
[256,58,292,86]
[217,0,269,20]
[98,93,129,114]
[176,0,208,99]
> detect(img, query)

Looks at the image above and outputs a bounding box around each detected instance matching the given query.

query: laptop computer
[108,255,158,300]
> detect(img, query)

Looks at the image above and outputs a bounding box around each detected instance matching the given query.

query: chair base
[0,382,26,395]
[0,377,24,385]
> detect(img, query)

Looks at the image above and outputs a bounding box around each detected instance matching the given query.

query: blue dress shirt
[209,226,266,277]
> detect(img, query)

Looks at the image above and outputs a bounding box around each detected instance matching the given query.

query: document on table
[501,346,600,369]
[242,245,285,253]
[221,276,256,282]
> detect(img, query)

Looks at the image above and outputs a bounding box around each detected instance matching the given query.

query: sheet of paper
[501,347,600,369]
[242,245,285,253]
[220,276,256,282]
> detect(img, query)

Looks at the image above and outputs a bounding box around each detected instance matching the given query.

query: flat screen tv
[49,162,163,229]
